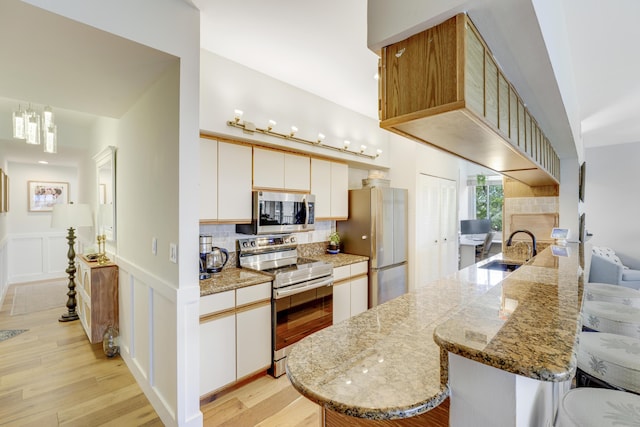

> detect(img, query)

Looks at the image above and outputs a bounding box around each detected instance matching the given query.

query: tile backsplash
[199,220,335,254]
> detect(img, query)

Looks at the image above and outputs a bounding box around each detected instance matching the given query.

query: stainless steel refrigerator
[337,186,408,307]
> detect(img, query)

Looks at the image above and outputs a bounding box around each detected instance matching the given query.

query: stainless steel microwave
[236,191,315,235]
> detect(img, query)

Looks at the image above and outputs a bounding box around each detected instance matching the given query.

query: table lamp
[51,202,93,322]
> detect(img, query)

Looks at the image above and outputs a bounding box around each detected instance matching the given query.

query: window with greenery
[475,175,503,231]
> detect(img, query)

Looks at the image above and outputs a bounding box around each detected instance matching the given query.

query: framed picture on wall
[28,181,69,212]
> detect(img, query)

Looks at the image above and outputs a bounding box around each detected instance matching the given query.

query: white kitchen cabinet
[284,152,310,191]
[350,276,368,317]
[218,141,252,221]
[200,313,236,396]
[199,138,218,221]
[253,147,310,191]
[333,280,351,324]
[311,158,348,219]
[330,162,348,218]
[199,282,272,397]
[199,138,252,222]
[253,147,284,189]
[199,290,236,396]
[236,302,271,379]
[236,282,271,379]
[332,261,368,324]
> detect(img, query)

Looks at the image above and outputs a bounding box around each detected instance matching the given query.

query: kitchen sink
[479,260,523,272]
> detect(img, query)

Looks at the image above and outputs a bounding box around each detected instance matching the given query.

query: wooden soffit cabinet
[379,14,560,187]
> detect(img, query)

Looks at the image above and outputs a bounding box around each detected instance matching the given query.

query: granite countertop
[286,244,584,420]
[309,252,369,268]
[199,267,272,296]
[434,243,584,382]
[199,252,368,296]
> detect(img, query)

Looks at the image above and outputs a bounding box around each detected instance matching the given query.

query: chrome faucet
[506,229,537,257]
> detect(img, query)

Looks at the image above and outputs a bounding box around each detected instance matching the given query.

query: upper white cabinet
[199,138,252,223]
[219,142,252,221]
[284,152,311,191]
[311,158,348,219]
[253,147,283,189]
[253,147,310,192]
[199,139,218,220]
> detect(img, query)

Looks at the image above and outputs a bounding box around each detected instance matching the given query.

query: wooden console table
[76,255,119,344]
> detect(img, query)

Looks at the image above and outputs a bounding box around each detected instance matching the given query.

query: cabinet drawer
[236,282,271,306]
[333,265,350,282]
[200,290,235,316]
[351,261,368,276]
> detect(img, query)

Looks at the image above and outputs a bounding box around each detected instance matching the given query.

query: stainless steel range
[237,234,333,377]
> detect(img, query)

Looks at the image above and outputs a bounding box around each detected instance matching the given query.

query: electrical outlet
[169,243,177,263]
[151,237,157,255]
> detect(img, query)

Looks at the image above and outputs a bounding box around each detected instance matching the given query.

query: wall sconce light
[234,109,244,123]
[226,111,380,160]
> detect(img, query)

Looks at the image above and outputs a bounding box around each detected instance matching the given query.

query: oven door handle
[274,276,333,299]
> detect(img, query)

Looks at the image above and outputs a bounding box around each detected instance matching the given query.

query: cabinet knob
[361,235,368,240]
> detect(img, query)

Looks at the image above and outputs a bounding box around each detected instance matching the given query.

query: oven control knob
[242,241,248,248]
[290,236,296,243]
[250,241,256,247]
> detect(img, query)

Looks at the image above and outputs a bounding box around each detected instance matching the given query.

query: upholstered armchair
[589,247,640,290]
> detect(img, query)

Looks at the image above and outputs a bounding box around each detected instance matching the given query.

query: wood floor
[1,281,447,426]
[0,281,320,427]
[0,281,163,426]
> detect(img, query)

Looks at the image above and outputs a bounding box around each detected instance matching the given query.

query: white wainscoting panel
[133,276,151,381]
[7,232,71,284]
[116,256,201,427]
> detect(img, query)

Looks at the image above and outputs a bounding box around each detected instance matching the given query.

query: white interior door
[416,174,458,287]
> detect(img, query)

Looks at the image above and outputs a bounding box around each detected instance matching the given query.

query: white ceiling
[2,0,637,168]
[0,0,177,165]
[195,0,640,155]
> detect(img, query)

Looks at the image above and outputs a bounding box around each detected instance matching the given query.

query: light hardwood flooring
[0,281,163,426]
[0,281,320,426]
[1,281,446,426]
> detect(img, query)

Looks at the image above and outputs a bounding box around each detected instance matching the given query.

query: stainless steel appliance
[237,234,333,377]
[337,185,408,307]
[236,191,315,235]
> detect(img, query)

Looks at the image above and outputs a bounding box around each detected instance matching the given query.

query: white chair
[576,332,640,394]
[589,247,640,290]
[585,282,640,308]
[555,388,640,426]
[581,300,640,339]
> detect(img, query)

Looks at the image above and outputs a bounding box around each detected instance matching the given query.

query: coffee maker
[199,234,212,280]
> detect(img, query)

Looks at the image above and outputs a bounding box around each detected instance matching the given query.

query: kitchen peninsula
[286,244,585,426]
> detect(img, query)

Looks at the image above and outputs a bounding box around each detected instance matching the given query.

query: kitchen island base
[324,399,449,427]
[448,353,572,427]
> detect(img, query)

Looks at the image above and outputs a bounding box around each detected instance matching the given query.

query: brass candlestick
[97,234,110,265]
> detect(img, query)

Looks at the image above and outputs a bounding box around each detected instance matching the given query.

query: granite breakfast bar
[286,243,586,426]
